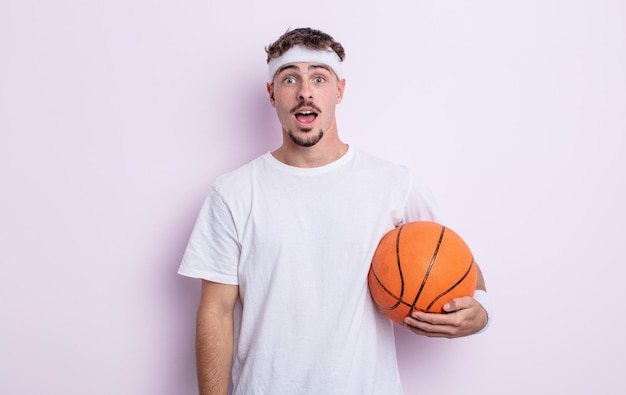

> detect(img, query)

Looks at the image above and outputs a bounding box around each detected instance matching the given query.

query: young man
[179,27,491,395]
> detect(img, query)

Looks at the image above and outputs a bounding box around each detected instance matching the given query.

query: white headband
[267,45,344,83]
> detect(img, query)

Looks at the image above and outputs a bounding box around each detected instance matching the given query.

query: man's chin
[288,129,324,147]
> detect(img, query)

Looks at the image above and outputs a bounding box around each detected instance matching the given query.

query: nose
[297,80,313,100]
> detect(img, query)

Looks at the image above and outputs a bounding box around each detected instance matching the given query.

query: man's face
[267,62,345,147]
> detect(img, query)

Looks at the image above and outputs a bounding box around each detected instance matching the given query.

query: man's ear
[267,83,276,107]
[336,79,346,103]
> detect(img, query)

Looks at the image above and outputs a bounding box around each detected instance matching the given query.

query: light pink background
[2,1,625,394]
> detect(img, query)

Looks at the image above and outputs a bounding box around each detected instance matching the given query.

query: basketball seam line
[409,225,446,313]
[425,256,476,311]
[369,224,407,311]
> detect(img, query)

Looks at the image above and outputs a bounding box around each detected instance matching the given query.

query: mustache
[290,101,322,114]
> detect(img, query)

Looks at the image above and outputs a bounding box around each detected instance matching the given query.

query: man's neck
[271,140,349,168]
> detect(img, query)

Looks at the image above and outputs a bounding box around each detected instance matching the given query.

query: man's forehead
[267,45,344,83]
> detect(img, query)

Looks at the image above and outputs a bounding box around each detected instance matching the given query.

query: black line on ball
[370,266,402,310]
[369,225,407,311]
[425,256,476,312]
[370,267,414,311]
[410,224,446,312]
[395,224,406,308]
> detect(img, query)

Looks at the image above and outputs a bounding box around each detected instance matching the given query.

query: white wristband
[472,290,493,334]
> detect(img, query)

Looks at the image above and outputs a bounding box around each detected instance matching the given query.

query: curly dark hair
[265,27,345,63]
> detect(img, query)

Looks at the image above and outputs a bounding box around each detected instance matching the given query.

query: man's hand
[402,296,488,338]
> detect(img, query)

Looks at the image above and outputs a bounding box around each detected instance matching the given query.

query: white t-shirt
[179,147,439,394]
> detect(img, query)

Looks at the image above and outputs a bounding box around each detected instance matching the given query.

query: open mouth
[295,110,318,124]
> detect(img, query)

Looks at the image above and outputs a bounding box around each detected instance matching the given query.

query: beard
[287,128,324,147]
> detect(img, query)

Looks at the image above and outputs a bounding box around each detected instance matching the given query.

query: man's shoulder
[352,149,410,176]
[216,153,267,180]
[211,153,268,193]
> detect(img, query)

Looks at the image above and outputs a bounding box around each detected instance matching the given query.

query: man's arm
[403,264,489,338]
[196,280,239,395]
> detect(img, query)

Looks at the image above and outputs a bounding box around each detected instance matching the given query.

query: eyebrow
[276,63,333,76]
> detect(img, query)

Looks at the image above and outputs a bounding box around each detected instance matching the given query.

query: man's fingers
[403,316,458,338]
[410,310,460,326]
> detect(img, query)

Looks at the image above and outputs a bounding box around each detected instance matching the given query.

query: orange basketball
[368,221,477,324]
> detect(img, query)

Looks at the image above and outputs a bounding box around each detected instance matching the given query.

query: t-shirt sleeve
[177,186,240,285]
[402,171,442,224]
